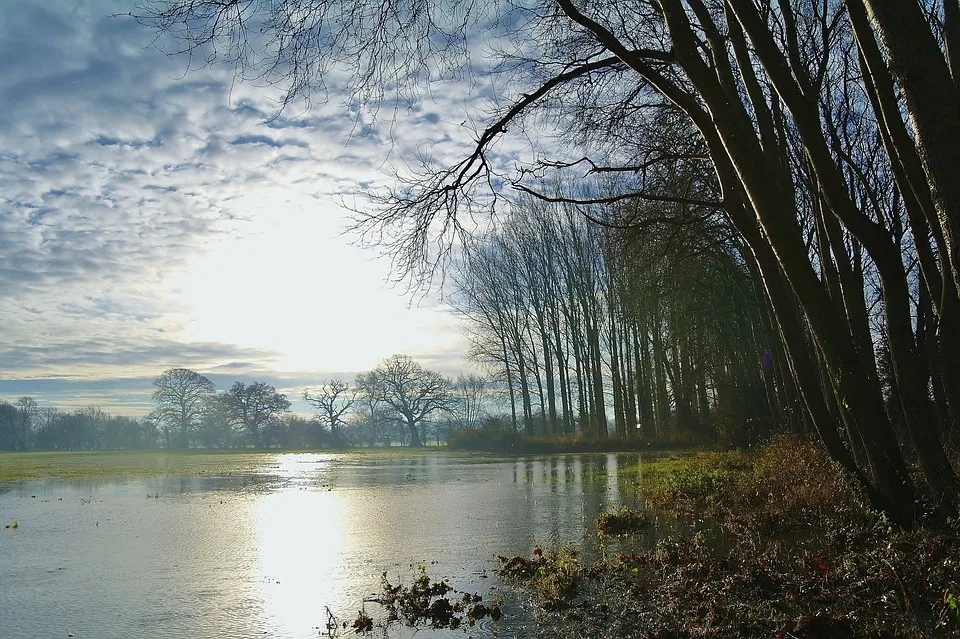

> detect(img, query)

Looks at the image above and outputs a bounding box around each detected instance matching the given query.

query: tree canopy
[219,381,291,448]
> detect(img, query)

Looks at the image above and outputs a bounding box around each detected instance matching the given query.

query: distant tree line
[0,400,159,451]
[304,355,493,447]
[0,356,498,451]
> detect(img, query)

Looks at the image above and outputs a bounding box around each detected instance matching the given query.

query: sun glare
[255,465,347,635]
[172,191,461,372]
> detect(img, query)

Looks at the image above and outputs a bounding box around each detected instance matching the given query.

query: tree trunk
[406,415,422,447]
[857,0,960,297]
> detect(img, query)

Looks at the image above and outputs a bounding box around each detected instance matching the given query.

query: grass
[0,449,329,482]
[0,442,701,484]
[498,545,581,605]
[0,446,511,482]
[447,427,699,454]
[596,505,652,535]
[632,435,867,531]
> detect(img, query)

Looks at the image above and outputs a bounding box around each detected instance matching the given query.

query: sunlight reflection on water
[0,451,705,639]
[256,486,347,637]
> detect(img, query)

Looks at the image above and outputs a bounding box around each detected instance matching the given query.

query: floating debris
[350,610,373,633]
[4,520,18,529]
[596,505,651,535]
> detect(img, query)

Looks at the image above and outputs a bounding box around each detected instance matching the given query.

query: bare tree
[303,379,355,436]
[355,354,453,447]
[14,397,38,451]
[142,410,167,448]
[453,373,489,429]
[152,368,216,448]
[0,402,16,450]
[350,390,393,447]
[220,381,291,448]
[197,396,234,449]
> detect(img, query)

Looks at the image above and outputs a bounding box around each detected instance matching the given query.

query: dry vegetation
[499,436,960,638]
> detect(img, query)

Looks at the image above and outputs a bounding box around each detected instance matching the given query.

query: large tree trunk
[406,415,422,447]
[856,0,960,297]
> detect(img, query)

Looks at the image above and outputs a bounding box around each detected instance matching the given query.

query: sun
[171,190,462,372]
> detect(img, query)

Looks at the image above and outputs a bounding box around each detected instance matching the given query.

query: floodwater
[0,452,703,639]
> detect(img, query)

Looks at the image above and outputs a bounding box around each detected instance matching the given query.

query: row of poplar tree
[454,195,773,448]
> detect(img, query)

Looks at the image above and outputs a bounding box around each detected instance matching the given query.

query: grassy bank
[0,441,697,484]
[498,436,960,638]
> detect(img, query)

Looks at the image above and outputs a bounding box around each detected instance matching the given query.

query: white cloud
[0,0,511,413]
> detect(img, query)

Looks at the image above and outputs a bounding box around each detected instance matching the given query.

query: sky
[0,1,503,415]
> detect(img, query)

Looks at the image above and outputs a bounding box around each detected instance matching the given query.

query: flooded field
[0,451,702,639]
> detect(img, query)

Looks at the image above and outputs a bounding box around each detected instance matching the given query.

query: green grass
[0,444,703,484]
[0,449,319,482]
[447,427,701,454]
[0,446,542,482]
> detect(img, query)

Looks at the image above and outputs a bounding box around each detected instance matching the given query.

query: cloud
[0,1,512,413]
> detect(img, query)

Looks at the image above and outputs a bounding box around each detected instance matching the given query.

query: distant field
[0,446,686,484]
[0,449,334,483]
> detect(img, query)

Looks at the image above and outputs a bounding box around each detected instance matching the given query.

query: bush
[497,545,580,603]
[643,434,865,531]
[447,427,683,454]
[446,427,526,452]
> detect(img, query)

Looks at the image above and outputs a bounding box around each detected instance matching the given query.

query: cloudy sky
[0,1,503,414]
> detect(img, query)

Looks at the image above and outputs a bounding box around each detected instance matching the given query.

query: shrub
[497,546,580,602]
[446,427,526,452]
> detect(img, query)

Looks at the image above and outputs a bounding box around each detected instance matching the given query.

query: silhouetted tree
[14,397,37,451]
[356,355,453,447]
[152,368,216,448]
[0,402,17,450]
[219,381,291,448]
[197,397,234,449]
[453,373,489,429]
[304,379,355,437]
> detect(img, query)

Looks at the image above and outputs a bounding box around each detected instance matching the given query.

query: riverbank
[498,436,960,637]
[0,448,471,482]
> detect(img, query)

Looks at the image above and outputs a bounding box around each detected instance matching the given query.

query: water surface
[0,451,699,638]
